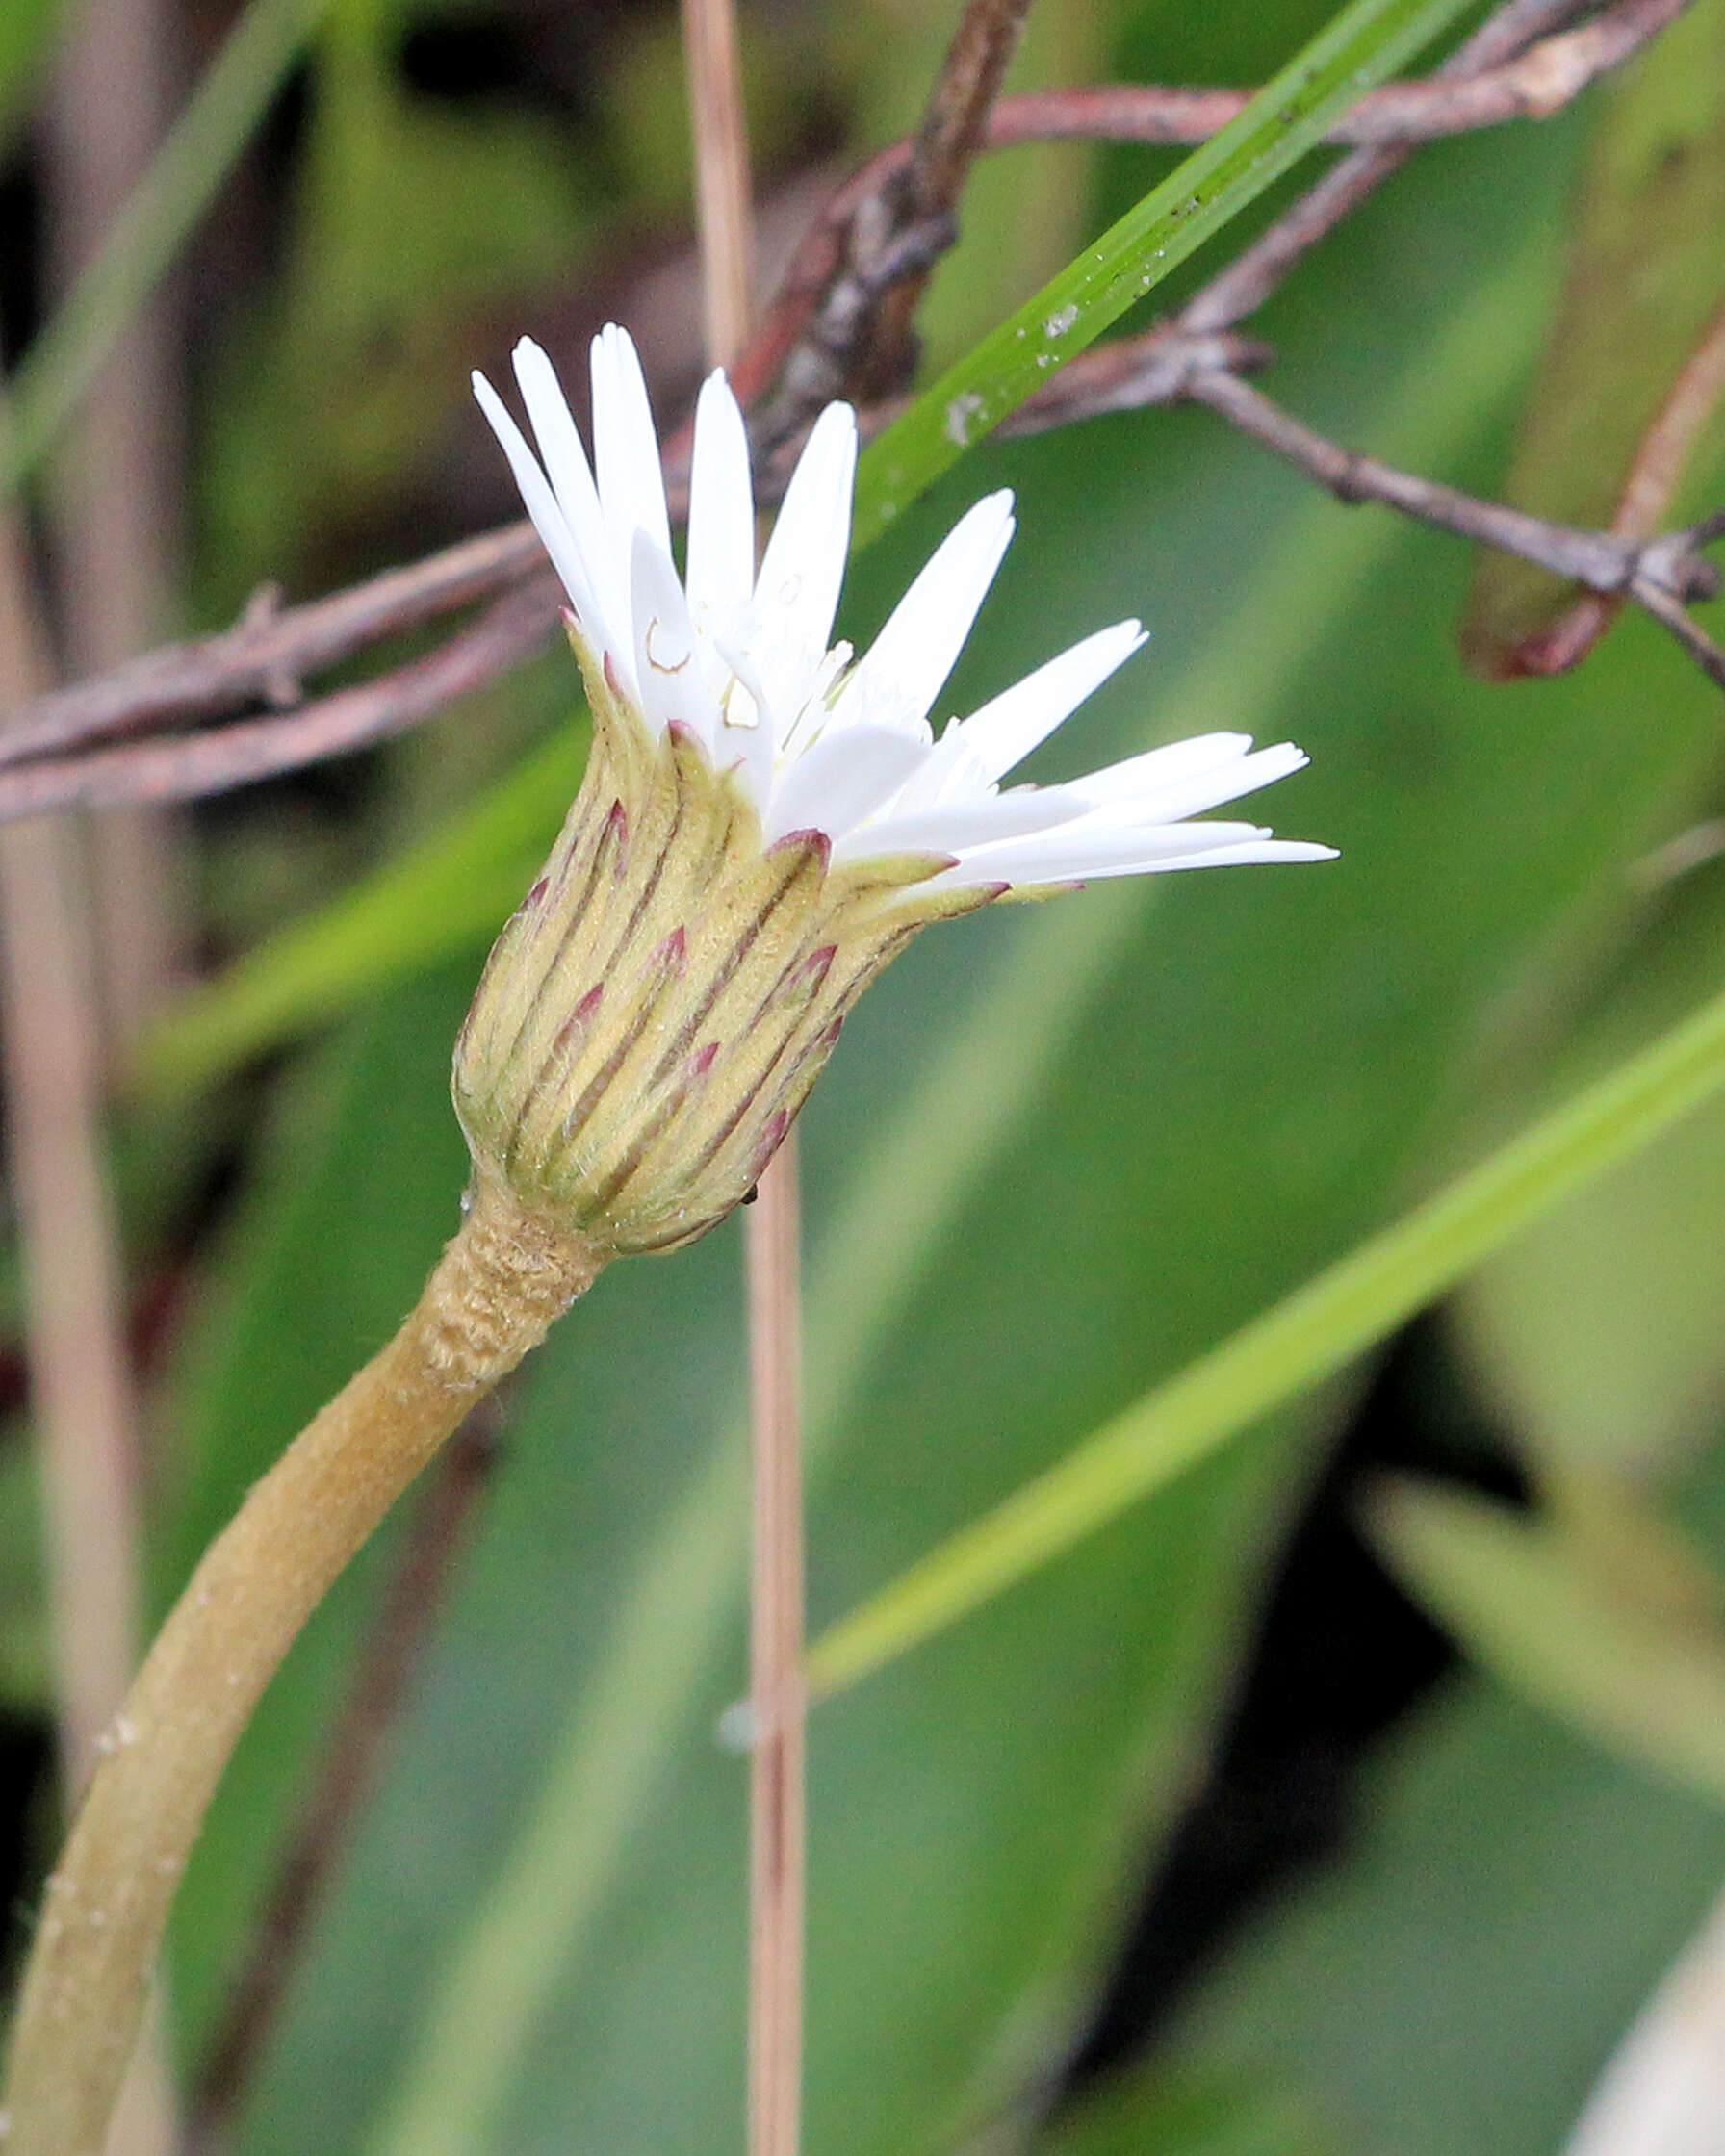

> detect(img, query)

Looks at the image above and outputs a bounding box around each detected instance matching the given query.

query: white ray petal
[631,530,710,743]
[950,620,1148,783]
[928,820,1335,888]
[751,401,857,723]
[591,323,672,573]
[1151,838,1337,870]
[831,786,1092,866]
[828,491,1016,738]
[510,341,605,560]
[686,371,755,637]
[1073,740,1311,823]
[763,724,929,844]
[471,371,603,635]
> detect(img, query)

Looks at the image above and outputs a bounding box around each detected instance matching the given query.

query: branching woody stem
[0,581,560,818]
[1011,342,1725,683]
[1188,369,1721,599]
[0,0,1709,815]
[0,1180,602,2156]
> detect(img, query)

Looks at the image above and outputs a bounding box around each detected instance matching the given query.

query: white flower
[471,324,1333,899]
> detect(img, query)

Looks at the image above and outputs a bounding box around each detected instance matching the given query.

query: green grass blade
[0,0,59,153]
[2,0,329,489]
[850,0,1480,542]
[806,971,1725,1700]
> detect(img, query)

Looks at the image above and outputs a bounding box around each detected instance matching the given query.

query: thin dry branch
[1005,327,1725,681]
[980,0,1676,147]
[745,0,1680,422]
[850,0,1034,402]
[0,524,552,772]
[682,0,756,366]
[1188,367,1720,599]
[0,0,1707,814]
[0,582,559,820]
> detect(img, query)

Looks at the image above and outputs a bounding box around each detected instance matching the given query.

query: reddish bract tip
[748,1108,792,1181]
[526,876,550,907]
[799,945,837,988]
[604,798,629,877]
[553,980,605,1051]
[691,1040,719,1077]
[766,827,832,873]
[655,926,688,973]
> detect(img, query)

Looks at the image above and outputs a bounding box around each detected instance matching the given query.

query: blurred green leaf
[1460,0,1725,669]
[1455,861,1725,1476]
[132,722,582,1102]
[0,1435,48,1713]
[203,0,592,588]
[1160,1671,1725,2156]
[1367,1473,1725,1808]
[0,0,59,152]
[3,0,330,488]
[1042,2063,1328,2156]
[852,0,1480,540]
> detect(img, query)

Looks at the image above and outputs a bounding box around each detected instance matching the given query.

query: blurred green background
[6,2,1725,2153]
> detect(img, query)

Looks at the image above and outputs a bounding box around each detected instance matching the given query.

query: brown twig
[676,0,809,2147]
[1006,323,1725,680]
[1184,368,1725,682]
[0,0,1689,783]
[745,1135,805,2156]
[0,581,560,820]
[756,0,1034,432]
[0,524,551,772]
[0,0,1707,818]
[190,1406,505,2150]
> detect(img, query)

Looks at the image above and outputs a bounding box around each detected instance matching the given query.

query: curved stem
[0,1176,602,2156]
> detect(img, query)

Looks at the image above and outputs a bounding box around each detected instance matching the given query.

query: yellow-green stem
[0,1176,602,2156]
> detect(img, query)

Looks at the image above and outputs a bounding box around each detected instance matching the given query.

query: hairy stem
[0,1177,602,2156]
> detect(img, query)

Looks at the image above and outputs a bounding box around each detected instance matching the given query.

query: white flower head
[455,326,1334,1258]
[471,325,1334,898]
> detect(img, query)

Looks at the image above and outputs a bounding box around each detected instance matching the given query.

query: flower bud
[453,635,982,1256]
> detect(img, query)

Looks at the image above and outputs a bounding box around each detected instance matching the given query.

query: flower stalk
[0,1179,601,2156]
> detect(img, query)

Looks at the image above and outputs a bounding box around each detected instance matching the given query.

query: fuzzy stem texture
[0,1176,602,2156]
